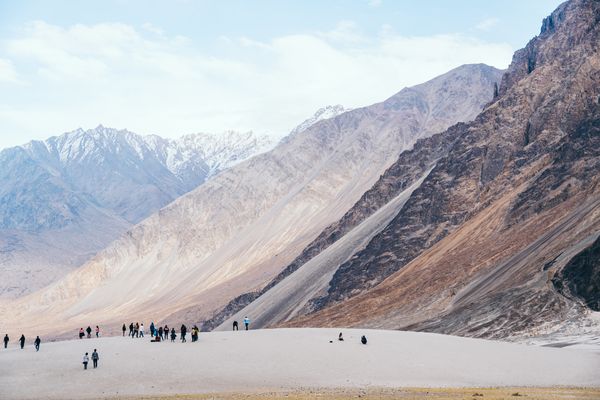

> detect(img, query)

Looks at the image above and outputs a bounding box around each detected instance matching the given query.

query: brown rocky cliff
[285,0,600,336]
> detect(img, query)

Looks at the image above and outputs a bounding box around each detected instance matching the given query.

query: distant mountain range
[0,126,274,297]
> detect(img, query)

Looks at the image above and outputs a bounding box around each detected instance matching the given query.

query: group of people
[121,322,202,343]
[124,322,145,338]
[78,325,101,339]
[3,334,42,351]
[82,349,100,370]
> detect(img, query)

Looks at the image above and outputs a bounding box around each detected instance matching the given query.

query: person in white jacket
[139,324,145,337]
[82,353,89,370]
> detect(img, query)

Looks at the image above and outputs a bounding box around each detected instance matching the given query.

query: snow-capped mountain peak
[290,105,349,135]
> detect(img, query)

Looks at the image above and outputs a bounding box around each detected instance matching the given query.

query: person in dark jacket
[170,328,176,342]
[163,325,169,340]
[86,326,92,338]
[3,334,8,349]
[158,326,164,340]
[150,322,155,337]
[361,335,367,345]
[92,349,99,368]
[122,324,127,336]
[19,334,25,349]
[233,321,238,331]
[129,322,134,337]
[180,324,187,342]
[34,336,41,351]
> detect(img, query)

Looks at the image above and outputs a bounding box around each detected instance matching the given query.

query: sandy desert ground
[0,328,598,400]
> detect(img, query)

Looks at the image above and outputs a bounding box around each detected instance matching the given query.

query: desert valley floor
[0,328,599,400]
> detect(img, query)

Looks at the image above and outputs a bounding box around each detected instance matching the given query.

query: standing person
[3,334,8,348]
[34,336,41,351]
[19,334,25,349]
[170,328,176,342]
[95,326,100,338]
[82,352,89,370]
[139,323,145,338]
[243,316,250,331]
[150,322,155,337]
[163,325,169,340]
[86,326,92,338]
[158,326,163,340]
[129,322,134,337]
[134,322,139,338]
[92,349,99,368]
[122,324,127,337]
[180,324,187,343]
[233,321,238,331]
[79,328,84,339]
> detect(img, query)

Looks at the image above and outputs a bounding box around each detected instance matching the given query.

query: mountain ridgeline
[215,0,600,339]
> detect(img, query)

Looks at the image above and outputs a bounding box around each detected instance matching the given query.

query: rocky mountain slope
[0,63,502,336]
[225,0,600,339]
[0,126,272,298]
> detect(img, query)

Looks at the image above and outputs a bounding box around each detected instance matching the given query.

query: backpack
[361,335,367,345]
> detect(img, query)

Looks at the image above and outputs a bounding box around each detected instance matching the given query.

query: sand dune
[0,328,598,400]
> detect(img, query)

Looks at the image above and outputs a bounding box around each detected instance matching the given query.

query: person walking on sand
[79,328,84,339]
[122,324,127,337]
[19,334,25,349]
[83,352,89,370]
[233,320,238,331]
[92,349,99,368]
[163,325,169,341]
[180,324,187,342]
[158,326,163,340]
[129,322,134,337]
[86,326,92,338]
[243,316,250,331]
[34,336,41,351]
[139,323,145,338]
[170,328,176,342]
[95,325,100,338]
[150,322,155,337]
[3,334,8,349]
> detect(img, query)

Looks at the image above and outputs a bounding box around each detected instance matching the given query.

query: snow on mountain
[0,125,272,298]
[289,105,349,136]
[168,131,275,179]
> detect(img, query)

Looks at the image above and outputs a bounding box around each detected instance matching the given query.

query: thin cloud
[0,20,513,148]
[476,17,500,31]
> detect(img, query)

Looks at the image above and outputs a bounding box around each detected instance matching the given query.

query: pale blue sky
[0,0,564,148]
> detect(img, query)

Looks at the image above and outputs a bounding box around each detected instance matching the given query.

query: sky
[0,0,564,149]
